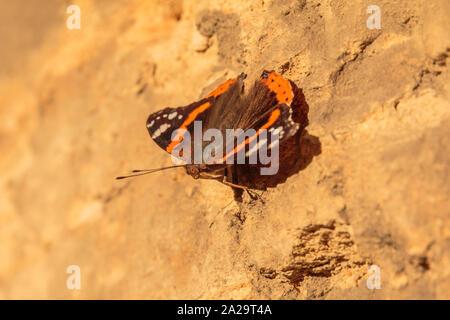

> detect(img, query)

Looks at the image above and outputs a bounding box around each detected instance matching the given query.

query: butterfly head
[185,164,225,181]
[185,165,202,179]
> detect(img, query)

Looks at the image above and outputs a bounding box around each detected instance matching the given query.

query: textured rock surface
[0,0,449,299]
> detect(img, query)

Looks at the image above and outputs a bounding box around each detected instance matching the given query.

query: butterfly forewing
[146,97,214,154]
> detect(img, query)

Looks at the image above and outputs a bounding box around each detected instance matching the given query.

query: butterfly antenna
[115,165,187,180]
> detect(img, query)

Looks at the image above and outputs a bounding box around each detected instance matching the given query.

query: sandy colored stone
[0,0,449,299]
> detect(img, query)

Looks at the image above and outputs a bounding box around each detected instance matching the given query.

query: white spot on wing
[168,112,177,120]
[152,129,161,139]
[274,126,283,135]
[273,126,284,139]
[159,123,170,134]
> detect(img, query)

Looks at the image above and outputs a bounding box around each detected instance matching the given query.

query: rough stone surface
[0,0,449,299]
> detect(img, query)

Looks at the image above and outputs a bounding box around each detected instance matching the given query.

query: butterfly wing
[210,70,308,164]
[146,74,245,156]
[211,103,299,164]
[146,97,213,154]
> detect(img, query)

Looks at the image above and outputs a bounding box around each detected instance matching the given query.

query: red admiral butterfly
[117,70,309,199]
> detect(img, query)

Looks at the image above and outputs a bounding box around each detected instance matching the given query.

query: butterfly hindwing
[234,70,296,130]
[214,102,299,164]
[211,70,301,163]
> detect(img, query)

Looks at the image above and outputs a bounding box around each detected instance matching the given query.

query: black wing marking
[208,103,299,164]
[146,74,245,155]
[146,97,214,153]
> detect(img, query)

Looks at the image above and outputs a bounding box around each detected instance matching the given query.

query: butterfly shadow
[234,129,322,194]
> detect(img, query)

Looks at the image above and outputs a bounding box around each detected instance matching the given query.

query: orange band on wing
[214,108,281,164]
[166,76,237,153]
[166,101,211,153]
[205,77,238,98]
[261,72,294,104]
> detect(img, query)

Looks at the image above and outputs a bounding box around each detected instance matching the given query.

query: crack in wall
[260,220,367,288]
[330,33,381,85]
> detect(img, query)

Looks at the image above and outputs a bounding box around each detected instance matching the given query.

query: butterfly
[117,70,309,199]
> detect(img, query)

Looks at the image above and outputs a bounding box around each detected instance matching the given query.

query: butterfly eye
[186,166,200,179]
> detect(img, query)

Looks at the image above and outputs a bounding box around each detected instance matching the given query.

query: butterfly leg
[200,167,262,201]
[220,179,250,191]
[220,178,264,202]
[225,166,243,201]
